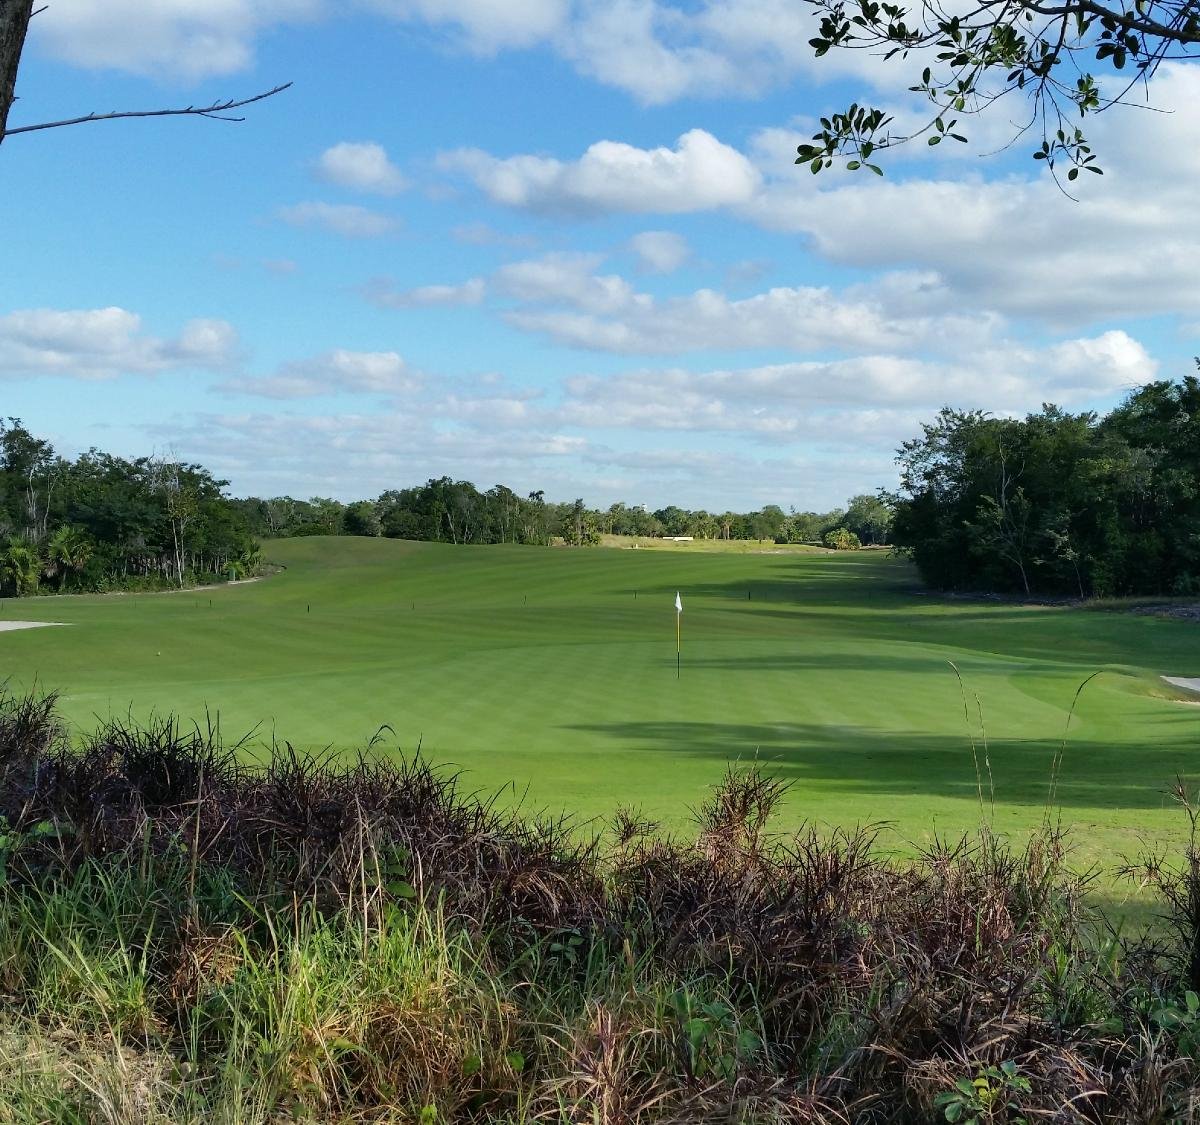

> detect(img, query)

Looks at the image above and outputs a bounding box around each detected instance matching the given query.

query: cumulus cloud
[739,65,1200,325]
[223,350,420,399]
[492,253,638,314]
[277,202,399,238]
[368,0,869,104]
[628,230,690,273]
[33,0,319,80]
[500,267,1000,356]
[315,142,408,195]
[439,129,760,214]
[556,333,1156,436]
[0,307,237,379]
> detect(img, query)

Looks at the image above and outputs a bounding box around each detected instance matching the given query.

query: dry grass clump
[1,685,1200,1122]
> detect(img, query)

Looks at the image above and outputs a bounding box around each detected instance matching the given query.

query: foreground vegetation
[2,687,1200,1122]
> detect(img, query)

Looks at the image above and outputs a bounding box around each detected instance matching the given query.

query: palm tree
[0,538,40,597]
[45,526,93,591]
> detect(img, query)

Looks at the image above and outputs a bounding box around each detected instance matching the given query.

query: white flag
[674,591,683,613]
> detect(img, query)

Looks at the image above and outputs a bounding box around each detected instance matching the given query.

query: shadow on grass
[562,718,1199,812]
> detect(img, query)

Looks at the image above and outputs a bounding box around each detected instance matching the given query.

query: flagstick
[676,610,681,680]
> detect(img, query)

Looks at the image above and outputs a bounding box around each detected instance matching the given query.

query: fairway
[2,536,1198,868]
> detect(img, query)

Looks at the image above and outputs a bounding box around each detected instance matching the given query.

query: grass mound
[1,687,1199,1122]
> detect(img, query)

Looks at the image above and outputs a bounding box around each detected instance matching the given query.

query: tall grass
[0,686,1199,1121]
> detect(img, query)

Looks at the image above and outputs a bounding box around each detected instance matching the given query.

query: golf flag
[674,591,682,678]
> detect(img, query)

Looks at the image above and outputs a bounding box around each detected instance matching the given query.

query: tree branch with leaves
[796,0,1199,185]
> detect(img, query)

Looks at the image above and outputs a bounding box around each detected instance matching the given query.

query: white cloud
[556,333,1156,436]
[501,269,1000,356]
[223,350,420,399]
[277,202,399,238]
[365,0,568,51]
[315,142,408,195]
[368,0,868,105]
[628,230,689,273]
[740,65,1200,325]
[439,129,761,214]
[153,410,589,500]
[34,0,319,80]
[364,277,487,308]
[561,0,742,104]
[0,307,237,379]
[492,253,638,314]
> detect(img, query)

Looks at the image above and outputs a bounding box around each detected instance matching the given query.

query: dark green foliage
[0,419,258,596]
[891,375,1200,597]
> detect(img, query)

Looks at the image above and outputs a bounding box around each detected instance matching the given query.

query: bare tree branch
[2,82,294,138]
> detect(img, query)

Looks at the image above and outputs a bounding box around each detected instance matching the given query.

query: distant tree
[0,419,57,542]
[0,536,38,595]
[844,494,894,545]
[890,377,1200,596]
[653,505,690,536]
[43,525,92,591]
[570,498,586,546]
[523,491,549,545]
[824,527,862,550]
[343,500,382,538]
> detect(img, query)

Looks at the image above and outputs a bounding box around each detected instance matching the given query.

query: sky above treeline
[3,2,1197,510]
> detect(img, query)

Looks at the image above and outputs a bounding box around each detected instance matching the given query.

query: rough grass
[1,536,1199,880]
[3,687,1200,1122]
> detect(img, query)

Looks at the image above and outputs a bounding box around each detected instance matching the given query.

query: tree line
[232,481,893,550]
[0,421,259,597]
[890,375,1200,598]
[0,420,895,599]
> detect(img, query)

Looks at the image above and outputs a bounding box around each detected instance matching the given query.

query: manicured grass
[2,535,1198,870]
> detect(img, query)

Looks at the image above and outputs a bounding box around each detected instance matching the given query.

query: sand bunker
[0,621,66,632]
[1163,676,1200,695]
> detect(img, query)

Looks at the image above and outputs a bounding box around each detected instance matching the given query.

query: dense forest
[890,376,1200,597]
[0,421,259,596]
[232,484,892,550]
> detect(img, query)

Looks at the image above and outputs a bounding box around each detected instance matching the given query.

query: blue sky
[3,1,1196,510]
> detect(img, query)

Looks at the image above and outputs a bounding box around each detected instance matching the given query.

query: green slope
[2,536,1197,867]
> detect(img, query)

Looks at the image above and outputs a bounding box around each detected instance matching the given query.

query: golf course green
[1,535,1197,868]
